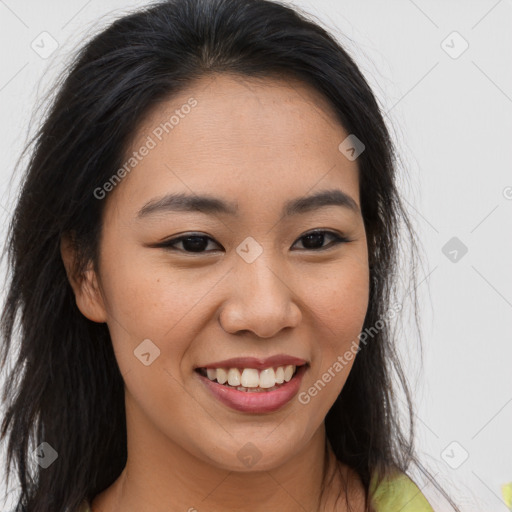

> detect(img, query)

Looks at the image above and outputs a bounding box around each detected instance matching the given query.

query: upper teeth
[205,365,296,388]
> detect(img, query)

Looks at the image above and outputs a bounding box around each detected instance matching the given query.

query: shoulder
[369,470,434,512]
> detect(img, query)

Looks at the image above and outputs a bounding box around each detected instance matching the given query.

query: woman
[0,0,459,510]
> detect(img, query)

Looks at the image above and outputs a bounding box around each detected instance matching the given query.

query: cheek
[307,259,370,337]
[301,260,369,399]
[97,257,207,426]
[99,235,204,330]
[96,243,204,371]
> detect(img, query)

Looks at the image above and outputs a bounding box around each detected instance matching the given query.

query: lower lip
[196,365,307,413]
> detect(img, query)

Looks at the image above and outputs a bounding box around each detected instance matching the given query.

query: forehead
[106,73,361,219]
[136,72,346,148]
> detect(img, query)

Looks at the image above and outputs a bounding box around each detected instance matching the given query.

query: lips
[194,354,308,412]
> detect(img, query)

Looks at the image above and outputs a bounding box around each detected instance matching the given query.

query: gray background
[1,1,511,510]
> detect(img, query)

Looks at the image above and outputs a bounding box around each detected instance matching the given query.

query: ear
[60,233,108,323]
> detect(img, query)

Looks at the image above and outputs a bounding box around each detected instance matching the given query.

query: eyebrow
[136,189,360,219]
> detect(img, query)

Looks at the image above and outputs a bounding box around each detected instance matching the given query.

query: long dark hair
[1,0,458,510]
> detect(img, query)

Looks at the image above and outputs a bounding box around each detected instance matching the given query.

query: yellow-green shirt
[79,471,434,511]
[369,471,434,511]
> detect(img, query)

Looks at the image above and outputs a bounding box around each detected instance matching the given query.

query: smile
[197,364,298,391]
[195,364,308,413]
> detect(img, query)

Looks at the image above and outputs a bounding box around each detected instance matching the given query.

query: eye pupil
[301,232,325,249]
[182,236,209,252]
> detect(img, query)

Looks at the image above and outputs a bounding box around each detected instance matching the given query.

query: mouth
[195,364,301,392]
[195,363,308,413]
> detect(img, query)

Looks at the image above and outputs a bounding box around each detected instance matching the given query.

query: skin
[61,73,370,512]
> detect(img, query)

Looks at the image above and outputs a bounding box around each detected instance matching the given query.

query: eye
[292,229,350,251]
[158,233,221,253]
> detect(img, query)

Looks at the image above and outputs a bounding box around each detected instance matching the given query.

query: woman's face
[73,73,369,472]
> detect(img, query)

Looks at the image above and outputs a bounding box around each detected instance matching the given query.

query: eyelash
[156,229,351,254]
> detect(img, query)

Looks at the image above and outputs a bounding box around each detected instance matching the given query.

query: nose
[219,256,302,338]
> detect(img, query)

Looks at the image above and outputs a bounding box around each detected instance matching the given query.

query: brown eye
[292,230,350,251]
[158,234,222,253]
